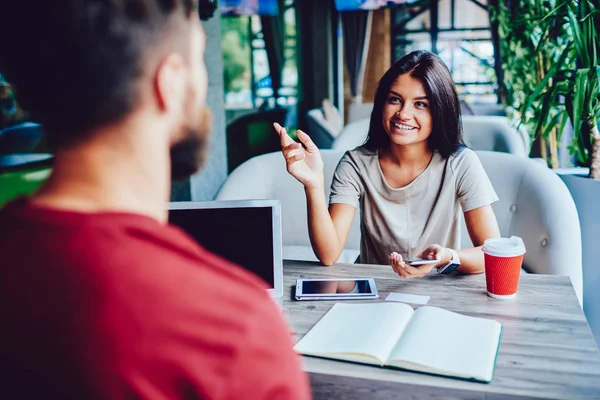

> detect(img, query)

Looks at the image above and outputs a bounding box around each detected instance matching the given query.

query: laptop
[168,200,284,300]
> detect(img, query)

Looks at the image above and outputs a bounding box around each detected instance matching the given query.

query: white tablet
[295,278,378,301]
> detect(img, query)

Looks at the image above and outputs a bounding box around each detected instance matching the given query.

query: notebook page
[294,302,414,364]
[387,306,501,382]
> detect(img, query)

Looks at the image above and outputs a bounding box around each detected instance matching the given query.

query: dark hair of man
[0,0,198,149]
[363,50,464,158]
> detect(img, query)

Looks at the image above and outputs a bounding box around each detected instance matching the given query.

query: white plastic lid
[482,236,526,257]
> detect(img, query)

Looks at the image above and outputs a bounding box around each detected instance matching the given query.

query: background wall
[296,0,334,130]
[362,9,390,103]
[190,12,228,201]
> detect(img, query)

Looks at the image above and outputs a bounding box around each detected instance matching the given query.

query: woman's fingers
[390,252,428,278]
[274,122,295,147]
[390,253,401,275]
[418,244,442,260]
[391,252,410,278]
[281,143,307,170]
[417,248,433,260]
[282,142,303,159]
[285,152,305,166]
[402,264,424,277]
[296,129,318,152]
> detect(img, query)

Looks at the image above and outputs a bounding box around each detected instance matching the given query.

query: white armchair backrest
[462,116,529,157]
[332,119,369,150]
[306,109,342,148]
[346,102,374,124]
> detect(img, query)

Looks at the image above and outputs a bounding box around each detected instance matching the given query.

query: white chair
[331,116,530,157]
[462,151,582,304]
[305,109,341,149]
[331,118,369,150]
[306,101,344,149]
[346,102,374,123]
[216,150,582,304]
[462,116,530,157]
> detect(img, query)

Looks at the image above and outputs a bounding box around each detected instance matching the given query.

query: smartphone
[404,258,440,266]
[295,278,378,301]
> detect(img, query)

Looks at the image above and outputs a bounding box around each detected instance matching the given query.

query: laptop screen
[168,203,276,288]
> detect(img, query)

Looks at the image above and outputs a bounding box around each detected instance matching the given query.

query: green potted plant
[490,0,573,167]
[521,0,599,174]
[518,0,599,345]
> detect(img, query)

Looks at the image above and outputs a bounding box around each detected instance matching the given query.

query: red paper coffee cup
[482,236,526,299]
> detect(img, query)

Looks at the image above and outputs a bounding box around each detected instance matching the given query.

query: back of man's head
[0,0,201,150]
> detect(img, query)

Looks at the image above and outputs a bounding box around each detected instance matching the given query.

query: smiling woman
[273,50,501,281]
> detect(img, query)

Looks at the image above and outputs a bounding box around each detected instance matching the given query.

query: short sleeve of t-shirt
[451,148,499,212]
[329,152,361,208]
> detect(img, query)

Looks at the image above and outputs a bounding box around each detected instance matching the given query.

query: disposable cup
[482,236,526,299]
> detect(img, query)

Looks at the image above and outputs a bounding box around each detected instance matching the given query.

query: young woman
[274,50,500,278]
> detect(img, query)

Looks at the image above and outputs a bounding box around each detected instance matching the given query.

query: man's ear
[154,53,186,113]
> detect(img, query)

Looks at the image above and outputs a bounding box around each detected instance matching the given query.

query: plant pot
[556,168,600,347]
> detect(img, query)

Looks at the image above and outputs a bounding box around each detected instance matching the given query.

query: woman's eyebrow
[389,90,428,100]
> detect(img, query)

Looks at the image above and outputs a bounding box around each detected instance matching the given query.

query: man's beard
[170,106,212,182]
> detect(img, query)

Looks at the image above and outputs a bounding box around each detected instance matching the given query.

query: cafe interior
[1,0,599,397]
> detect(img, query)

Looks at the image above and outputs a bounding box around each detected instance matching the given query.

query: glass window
[221,17,253,109]
[221,1,298,110]
[391,0,497,102]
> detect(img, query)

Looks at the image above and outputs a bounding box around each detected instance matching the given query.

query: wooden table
[283,260,600,400]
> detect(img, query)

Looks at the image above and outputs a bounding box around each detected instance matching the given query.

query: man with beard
[0,1,310,399]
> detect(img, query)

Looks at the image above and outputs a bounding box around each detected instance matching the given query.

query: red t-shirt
[0,200,311,400]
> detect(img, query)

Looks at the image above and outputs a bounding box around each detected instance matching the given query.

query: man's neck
[32,117,172,223]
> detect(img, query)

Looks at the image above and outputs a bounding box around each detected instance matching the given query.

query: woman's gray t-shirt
[329,146,498,265]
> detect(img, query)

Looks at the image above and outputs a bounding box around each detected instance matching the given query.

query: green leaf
[540,111,563,142]
[520,43,573,124]
[538,0,571,24]
[567,2,590,67]
[534,85,558,139]
[556,108,570,144]
[572,69,588,137]
[587,68,600,116]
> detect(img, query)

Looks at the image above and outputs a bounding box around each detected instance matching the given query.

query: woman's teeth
[393,122,416,130]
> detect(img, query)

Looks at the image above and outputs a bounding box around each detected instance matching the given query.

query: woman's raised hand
[273,123,324,189]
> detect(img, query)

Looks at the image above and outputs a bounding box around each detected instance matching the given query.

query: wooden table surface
[282,260,600,400]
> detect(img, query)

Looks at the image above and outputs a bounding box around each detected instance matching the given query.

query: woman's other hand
[390,251,437,278]
[274,123,324,189]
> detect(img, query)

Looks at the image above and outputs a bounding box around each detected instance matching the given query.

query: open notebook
[294,303,502,383]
